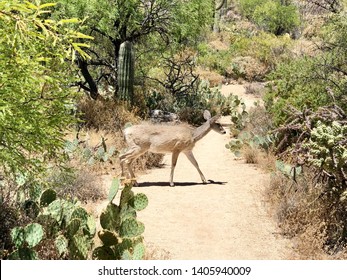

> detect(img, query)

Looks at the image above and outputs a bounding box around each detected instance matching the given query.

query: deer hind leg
[170,150,180,187]
[183,150,207,184]
[119,146,146,182]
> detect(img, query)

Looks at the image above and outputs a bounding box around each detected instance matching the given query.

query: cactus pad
[131,193,148,211]
[86,215,96,237]
[69,234,90,260]
[98,230,119,246]
[100,203,120,231]
[120,184,134,208]
[108,178,120,202]
[66,218,81,238]
[121,249,133,260]
[24,223,44,248]
[71,207,89,224]
[93,246,116,260]
[8,248,39,260]
[40,188,57,206]
[55,234,68,256]
[132,242,145,260]
[120,218,144,238]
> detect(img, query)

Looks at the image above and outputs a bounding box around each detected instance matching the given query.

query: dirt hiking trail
[100,84,294,259]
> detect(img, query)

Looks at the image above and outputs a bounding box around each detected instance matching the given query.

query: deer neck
[192,121,212,142]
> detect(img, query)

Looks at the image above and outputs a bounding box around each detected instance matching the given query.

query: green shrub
[237,0,301,35]
[197,47,233,76]
[237,0,266,19]
[253,1,300,35]
[264,56,330,126]
[0,1,90,178]
[304,121,347,190]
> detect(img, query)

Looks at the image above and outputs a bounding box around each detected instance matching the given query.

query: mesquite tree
[44,0,214,101]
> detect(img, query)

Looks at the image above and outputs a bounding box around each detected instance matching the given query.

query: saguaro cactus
[117,41,135,105]
[213,0,227,33]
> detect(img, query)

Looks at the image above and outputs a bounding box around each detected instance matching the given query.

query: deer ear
[203,110,211,120]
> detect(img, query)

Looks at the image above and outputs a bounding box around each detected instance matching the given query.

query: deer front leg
[170,151,180,187]
[183,150,207,184]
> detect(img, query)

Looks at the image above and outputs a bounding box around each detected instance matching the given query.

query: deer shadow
[137,179,227,188]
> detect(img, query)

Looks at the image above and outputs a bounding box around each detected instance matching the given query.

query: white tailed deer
[119,110,226,187]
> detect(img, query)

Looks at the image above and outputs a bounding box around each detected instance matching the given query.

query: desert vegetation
[1,0,346,260]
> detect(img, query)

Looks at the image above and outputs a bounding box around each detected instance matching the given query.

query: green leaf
[39,3,56,9]
[58,18,80,25]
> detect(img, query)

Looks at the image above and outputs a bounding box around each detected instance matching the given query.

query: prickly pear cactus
[108,178,120,202]
[92,246,116,260]
[8,223,44,260]
[93,180,148,260]
[40,188,57,207]
[132,242,146,260]
[69,234,90,260]
[66,218,81,238]
[117,41,135,105]
[100,203,120,231]
[130,193,149,211]
[98,230,119,246]
[120,218,144,238]
[7,187,96,260]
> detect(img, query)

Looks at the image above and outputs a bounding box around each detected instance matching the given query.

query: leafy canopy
[0,1,91,177]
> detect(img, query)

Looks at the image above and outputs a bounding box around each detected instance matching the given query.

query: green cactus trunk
[117,41,135,105]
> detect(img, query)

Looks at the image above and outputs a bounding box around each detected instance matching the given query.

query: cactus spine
[117,41,135,105]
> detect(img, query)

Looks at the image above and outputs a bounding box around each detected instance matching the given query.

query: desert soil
[96,83,294,259]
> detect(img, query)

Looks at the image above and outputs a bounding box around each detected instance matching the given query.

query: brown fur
[119,110,226,186]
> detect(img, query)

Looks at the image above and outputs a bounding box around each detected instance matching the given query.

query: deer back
[124,123,195,153]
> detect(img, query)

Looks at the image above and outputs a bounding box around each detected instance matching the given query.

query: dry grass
[240,104,347,259]
[242,145,260,164]
[265,171,347,259]
[77,97,140,132]
[227,56,268,81]
[244,82,266,97]
[257,152,277,172]
[195,67,224,87]
[70,97,164,178]
[47,168,106,203]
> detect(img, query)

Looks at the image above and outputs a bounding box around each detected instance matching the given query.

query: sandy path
[126,84,293,259]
